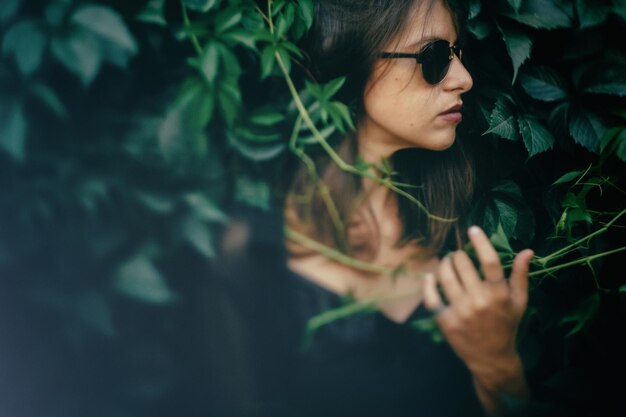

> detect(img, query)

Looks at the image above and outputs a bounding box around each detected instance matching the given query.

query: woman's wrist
[470,354,530,416]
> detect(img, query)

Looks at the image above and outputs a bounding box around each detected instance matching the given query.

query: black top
[209,207,485,417]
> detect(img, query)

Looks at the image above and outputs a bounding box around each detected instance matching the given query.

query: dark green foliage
[0,0,624,416]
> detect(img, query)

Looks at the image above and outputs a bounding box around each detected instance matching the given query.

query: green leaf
[2,20,46,76]
[322,77,346,100]
[136,0,167,26]
[552,170,584,186]
[182,216,216,258]
[115,256,176,304]
[619,285,626,293]
[71,5,138,55]
[489,222,514,257]
[183,0,218,13]
[29,83,67,118]
[548,102,570,140]
[468,0,482,19]
[0,0,19,24]
[576,0,610,28]
[200,41,219,82]
[519,66,567,101]
[507,0,522,13]
[484,97,519,140]
[614,0,626,22]
[185,193,228,223]
[518,116,555,157]
[0,99,26,162]
[467,18,492,40]
[260,46,275,78]
[297,0,314,29]
[215,8,242,34]
[51,33,102,85]
[503,0,574,29]
[235,177,270,210]
[215,42,241,78]
[222,29,256,49]
[584,81,626,97]
[599,127,626,163]
[498,24,533,83]
[568,107,605,152]
[276,46,291,74]
[560,293,600,337]
[218,80,241,126]
[249,109,285,126]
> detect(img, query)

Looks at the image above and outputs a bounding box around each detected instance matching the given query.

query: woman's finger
[451,250,482,296]
[438,255,464,305]
[509,249,533,309]
[467,226,505,283]
[423,272,445,313]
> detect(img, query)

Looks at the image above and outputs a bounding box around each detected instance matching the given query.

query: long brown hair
[285,0,475,260]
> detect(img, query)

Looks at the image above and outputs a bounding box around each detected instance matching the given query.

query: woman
[279,0,535,416]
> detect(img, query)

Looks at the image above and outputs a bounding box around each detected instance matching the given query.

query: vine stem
[180,1,203,56]
[536,207,626,266]
[528,246,626,277]
[285,226,392,274]
[289,116,346,240]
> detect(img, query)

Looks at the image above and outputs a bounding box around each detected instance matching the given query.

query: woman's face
[358,0,473,161]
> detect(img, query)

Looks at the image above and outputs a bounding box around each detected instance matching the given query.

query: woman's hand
[423,225,534,415]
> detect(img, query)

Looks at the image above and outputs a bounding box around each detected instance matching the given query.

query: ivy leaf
[0,99,26,162]
[71,5,138,56]
[504,0,574,29]
[614,1,626,22]
[235,177,270,210]
[249,108,285,126]
[297,0,314,29]
[575,0,610,28]
[519,66,567,101]
[560,293,600,337]
[51,33,102,85]
[136,0,167,26]
[2,20,46,76]
[182,215,216,258]
[185,193,229,224]
[115,256,176,304]
[518,116,555,157]
[200,41,219,82]
[215,7,242,34]
[484,96,519,140]
[260,46,275,79]
[599,127,626,163]
[29,83,67,118]
[489,222,514,259]
[467,18,492,40]
[552,170,584,186]
[584,82,626,97]
[548,102,570,141]
[568,107,605,152]
[507,0,522,14]
[183,0,218,13]
[498,24,533,83]
[0,0,19,24]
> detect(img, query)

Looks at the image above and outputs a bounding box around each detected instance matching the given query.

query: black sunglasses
[380,39,463,85]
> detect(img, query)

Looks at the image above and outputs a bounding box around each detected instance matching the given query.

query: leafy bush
[0,0,624,416]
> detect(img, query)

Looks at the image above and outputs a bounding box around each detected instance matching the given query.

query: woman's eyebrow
[405,36,457,50]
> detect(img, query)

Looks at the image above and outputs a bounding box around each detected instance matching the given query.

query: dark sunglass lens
[422,40,452,84]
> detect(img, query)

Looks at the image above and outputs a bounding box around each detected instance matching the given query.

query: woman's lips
[438,111,462,122]
[438,104,463,123]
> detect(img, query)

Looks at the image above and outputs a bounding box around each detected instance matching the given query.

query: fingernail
[468,226,480,236]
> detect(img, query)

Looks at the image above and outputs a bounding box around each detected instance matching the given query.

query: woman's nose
[443,57,473,93]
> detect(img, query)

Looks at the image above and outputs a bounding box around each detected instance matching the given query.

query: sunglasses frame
[380,39,463,85]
